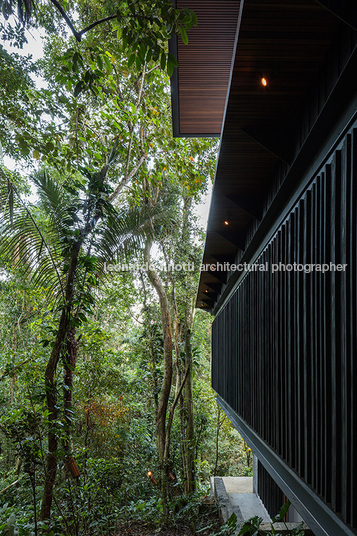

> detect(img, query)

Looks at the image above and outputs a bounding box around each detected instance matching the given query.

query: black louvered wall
[257,461,285,520]
[212,122,357,532]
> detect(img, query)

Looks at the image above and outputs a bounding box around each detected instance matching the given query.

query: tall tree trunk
[172,288,195,494]
[144,239,173,509]
[182,324,195,493]
[180,197,196,493]
[140,273,159,417]
[63,327,79,455]
[40,242,80,521]
[40,310,70,520]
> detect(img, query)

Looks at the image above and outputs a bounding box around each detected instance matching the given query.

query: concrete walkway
[211,476,271,534]
[211,477,313,535]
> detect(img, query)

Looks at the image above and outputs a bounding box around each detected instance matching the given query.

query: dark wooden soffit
[315,0,357,30]
[170,0,240,137]
[196,0,347,309]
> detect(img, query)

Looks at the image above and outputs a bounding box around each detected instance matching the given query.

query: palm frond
[33,172,81,240]
[0,174,65,301]
[1,212,65,295]
[33,172,64,213]
[92,204,163,272]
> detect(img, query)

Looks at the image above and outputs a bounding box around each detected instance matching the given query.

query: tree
[0,0,196,522]
[0,0,196,76]
[0,152,158,519]
[135,128,216,505]
[0,2,247,532]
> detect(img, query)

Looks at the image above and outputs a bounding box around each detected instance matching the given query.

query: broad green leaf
[128,53,136,68]
[74,81,84,97]
[179,26,188,45]
[272,500,291,523]
[167,59,174,78]
[168,52,178,67]
[96,55,103,71]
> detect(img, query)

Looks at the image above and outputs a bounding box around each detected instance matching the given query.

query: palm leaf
[91,202,170,282]
[0,173,65,302]
[33,172,81,242]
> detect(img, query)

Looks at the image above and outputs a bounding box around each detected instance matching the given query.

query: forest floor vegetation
[114,503,224,535]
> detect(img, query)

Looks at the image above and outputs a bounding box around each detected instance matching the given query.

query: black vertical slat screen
[257,461,285,519]
[212,124,357,532]
[349,136,356,525]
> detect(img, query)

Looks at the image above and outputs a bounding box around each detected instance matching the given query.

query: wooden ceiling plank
[171,0,241,136]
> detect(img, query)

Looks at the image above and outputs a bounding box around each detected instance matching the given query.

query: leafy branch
[49,0,117,42]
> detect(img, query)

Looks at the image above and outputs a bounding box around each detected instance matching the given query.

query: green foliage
[0,45,36,159]
[214,513,238,536]
[0,0,197,76]
[111,0,197,77]
[237,502,306,536]
[0,2,251,534]
[0,162,158,314]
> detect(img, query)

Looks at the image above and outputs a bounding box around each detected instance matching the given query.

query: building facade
[171,2,357,535]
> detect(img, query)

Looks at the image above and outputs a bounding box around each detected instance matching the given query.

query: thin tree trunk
[41,309,69,520]
[41,242,80,521]
[164,365,190,467]
[144,239,173,511]
[140,273,159,417]
[144,240,173,461]
[179,198,196,493]
[31,468,38,536]
[63,328,79,455]
[11,325,16,404]
[182,324,195,493]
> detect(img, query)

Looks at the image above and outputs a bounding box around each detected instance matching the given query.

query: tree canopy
[0,2,253,535]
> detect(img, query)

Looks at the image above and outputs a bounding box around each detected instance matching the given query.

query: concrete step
[211,476,270,534]
[210,476,313,535]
